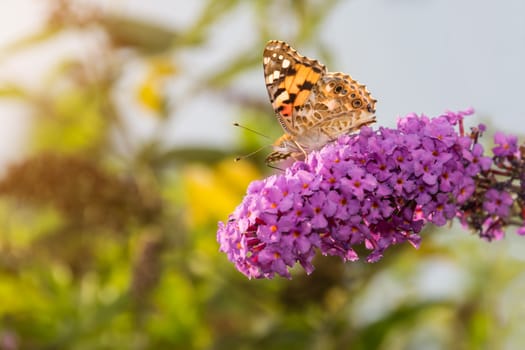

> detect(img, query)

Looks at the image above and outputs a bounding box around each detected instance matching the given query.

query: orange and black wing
[263,40,326,135]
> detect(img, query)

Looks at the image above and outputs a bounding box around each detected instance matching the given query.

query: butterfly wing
[263,41,377,165]
[308,71,377,139]
[263,40,326,136]
[316,113,377,139]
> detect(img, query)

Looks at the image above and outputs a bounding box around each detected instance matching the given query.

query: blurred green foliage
[0,1,523,349]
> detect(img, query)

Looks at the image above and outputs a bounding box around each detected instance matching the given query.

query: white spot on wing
[278,55,283,60]
[273,70,280,80]
[275,90,289,103]
[325,100,337,110]
[282,59,290,68]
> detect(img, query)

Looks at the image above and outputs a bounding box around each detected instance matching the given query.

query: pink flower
[218,110,501,279]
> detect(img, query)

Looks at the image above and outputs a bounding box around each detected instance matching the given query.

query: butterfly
[263,40,377,164]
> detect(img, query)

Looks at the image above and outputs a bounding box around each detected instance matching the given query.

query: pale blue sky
[164,0,525,147]
[0,0,524,164]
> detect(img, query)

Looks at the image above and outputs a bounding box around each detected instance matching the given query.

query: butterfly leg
[291,139,308,159]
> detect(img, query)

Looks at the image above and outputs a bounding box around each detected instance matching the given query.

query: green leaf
[99,14,180,54]
[0,84,31,99]
[178,0,241,46]
[203,51,260,88]
[153,146,232,167]
[0,24,62,60]
[31,88,107,153]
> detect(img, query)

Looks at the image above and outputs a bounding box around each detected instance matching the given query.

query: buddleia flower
[218,110,525,279]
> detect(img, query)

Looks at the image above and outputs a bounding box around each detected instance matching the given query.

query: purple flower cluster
[217,110,508,279]
[458,130,521,240]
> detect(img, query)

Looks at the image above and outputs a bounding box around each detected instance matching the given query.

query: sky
[0,0,524,165]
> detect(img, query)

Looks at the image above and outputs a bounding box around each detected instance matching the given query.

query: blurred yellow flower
[136,57,177,116]
[182,159,260,228]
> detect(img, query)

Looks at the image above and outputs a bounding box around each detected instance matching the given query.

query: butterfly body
[263,40,377,164]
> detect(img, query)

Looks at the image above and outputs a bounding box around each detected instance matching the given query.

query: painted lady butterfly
[263,40,377,164]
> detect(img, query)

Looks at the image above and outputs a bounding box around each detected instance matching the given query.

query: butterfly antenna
[234,144,272,162]
[233,123,271,140]
[266,163,285,172]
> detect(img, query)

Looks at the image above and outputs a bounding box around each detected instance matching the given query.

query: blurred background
[0,0,524,349]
